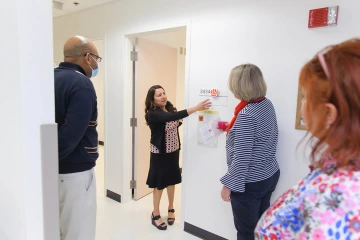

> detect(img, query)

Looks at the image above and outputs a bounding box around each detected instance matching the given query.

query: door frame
[91,38,108,197]
[122,22,192,228]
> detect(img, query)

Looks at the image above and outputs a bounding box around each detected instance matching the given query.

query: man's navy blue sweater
[55,62,99,174]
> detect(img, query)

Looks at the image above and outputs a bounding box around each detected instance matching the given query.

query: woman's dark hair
[145,85,177,125]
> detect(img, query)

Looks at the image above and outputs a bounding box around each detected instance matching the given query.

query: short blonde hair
[228,64,267,101]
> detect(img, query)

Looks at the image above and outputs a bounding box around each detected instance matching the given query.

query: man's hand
[221,186,231,202]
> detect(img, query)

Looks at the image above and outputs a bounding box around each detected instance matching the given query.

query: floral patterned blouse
[150,121,180,154]
[255,157,360,240]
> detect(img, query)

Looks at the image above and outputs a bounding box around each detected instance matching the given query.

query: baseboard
[184,222,227,240]
[106,189,121,203]
[99,141,104,146]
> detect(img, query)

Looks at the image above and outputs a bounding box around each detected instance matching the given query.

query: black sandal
[151,212,167,230]
[167,209,175,225]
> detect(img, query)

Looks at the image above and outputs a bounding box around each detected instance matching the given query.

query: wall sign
[197,110,222,148]
[199,87,228,106]
[308,6,339,28]
[200,89,218,96]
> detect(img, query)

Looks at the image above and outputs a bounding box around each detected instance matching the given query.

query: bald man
[55,36,101,240]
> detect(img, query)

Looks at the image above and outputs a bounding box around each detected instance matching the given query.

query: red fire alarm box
[308,6,339,28]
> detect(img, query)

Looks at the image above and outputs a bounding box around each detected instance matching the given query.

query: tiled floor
[95,146,198,240]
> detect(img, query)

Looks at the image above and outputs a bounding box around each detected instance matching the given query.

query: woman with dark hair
[255,38,360,239]
[145,85,211,230]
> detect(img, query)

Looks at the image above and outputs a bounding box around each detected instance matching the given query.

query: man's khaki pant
[59,168,96,240]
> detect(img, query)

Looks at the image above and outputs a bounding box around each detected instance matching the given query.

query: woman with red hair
[255,38,360,239]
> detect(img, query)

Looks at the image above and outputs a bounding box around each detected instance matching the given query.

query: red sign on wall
[308,6,339,28]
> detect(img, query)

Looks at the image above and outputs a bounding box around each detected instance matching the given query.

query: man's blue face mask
[89,55,99,78]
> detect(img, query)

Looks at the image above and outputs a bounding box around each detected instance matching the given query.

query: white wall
[53,0,360,238]
[1,2,26,238]
[1,0,59,239]
[91,40,105,142]
[176,48,186,167]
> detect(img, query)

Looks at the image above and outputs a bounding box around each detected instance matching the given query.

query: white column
[0,0,59,239]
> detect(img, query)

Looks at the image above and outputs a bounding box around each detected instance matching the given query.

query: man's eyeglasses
[86,53,102,63]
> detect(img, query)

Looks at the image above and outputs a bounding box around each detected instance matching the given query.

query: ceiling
[52,0,121,18]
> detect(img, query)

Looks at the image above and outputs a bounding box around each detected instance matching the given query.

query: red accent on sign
[210,89,219,97]
[308,7,328,28]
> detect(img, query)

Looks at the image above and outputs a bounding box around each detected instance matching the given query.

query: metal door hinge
[130,118,137,127]
[130,180,136,189]
[180,47,186,55]
[131,51,138,61]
